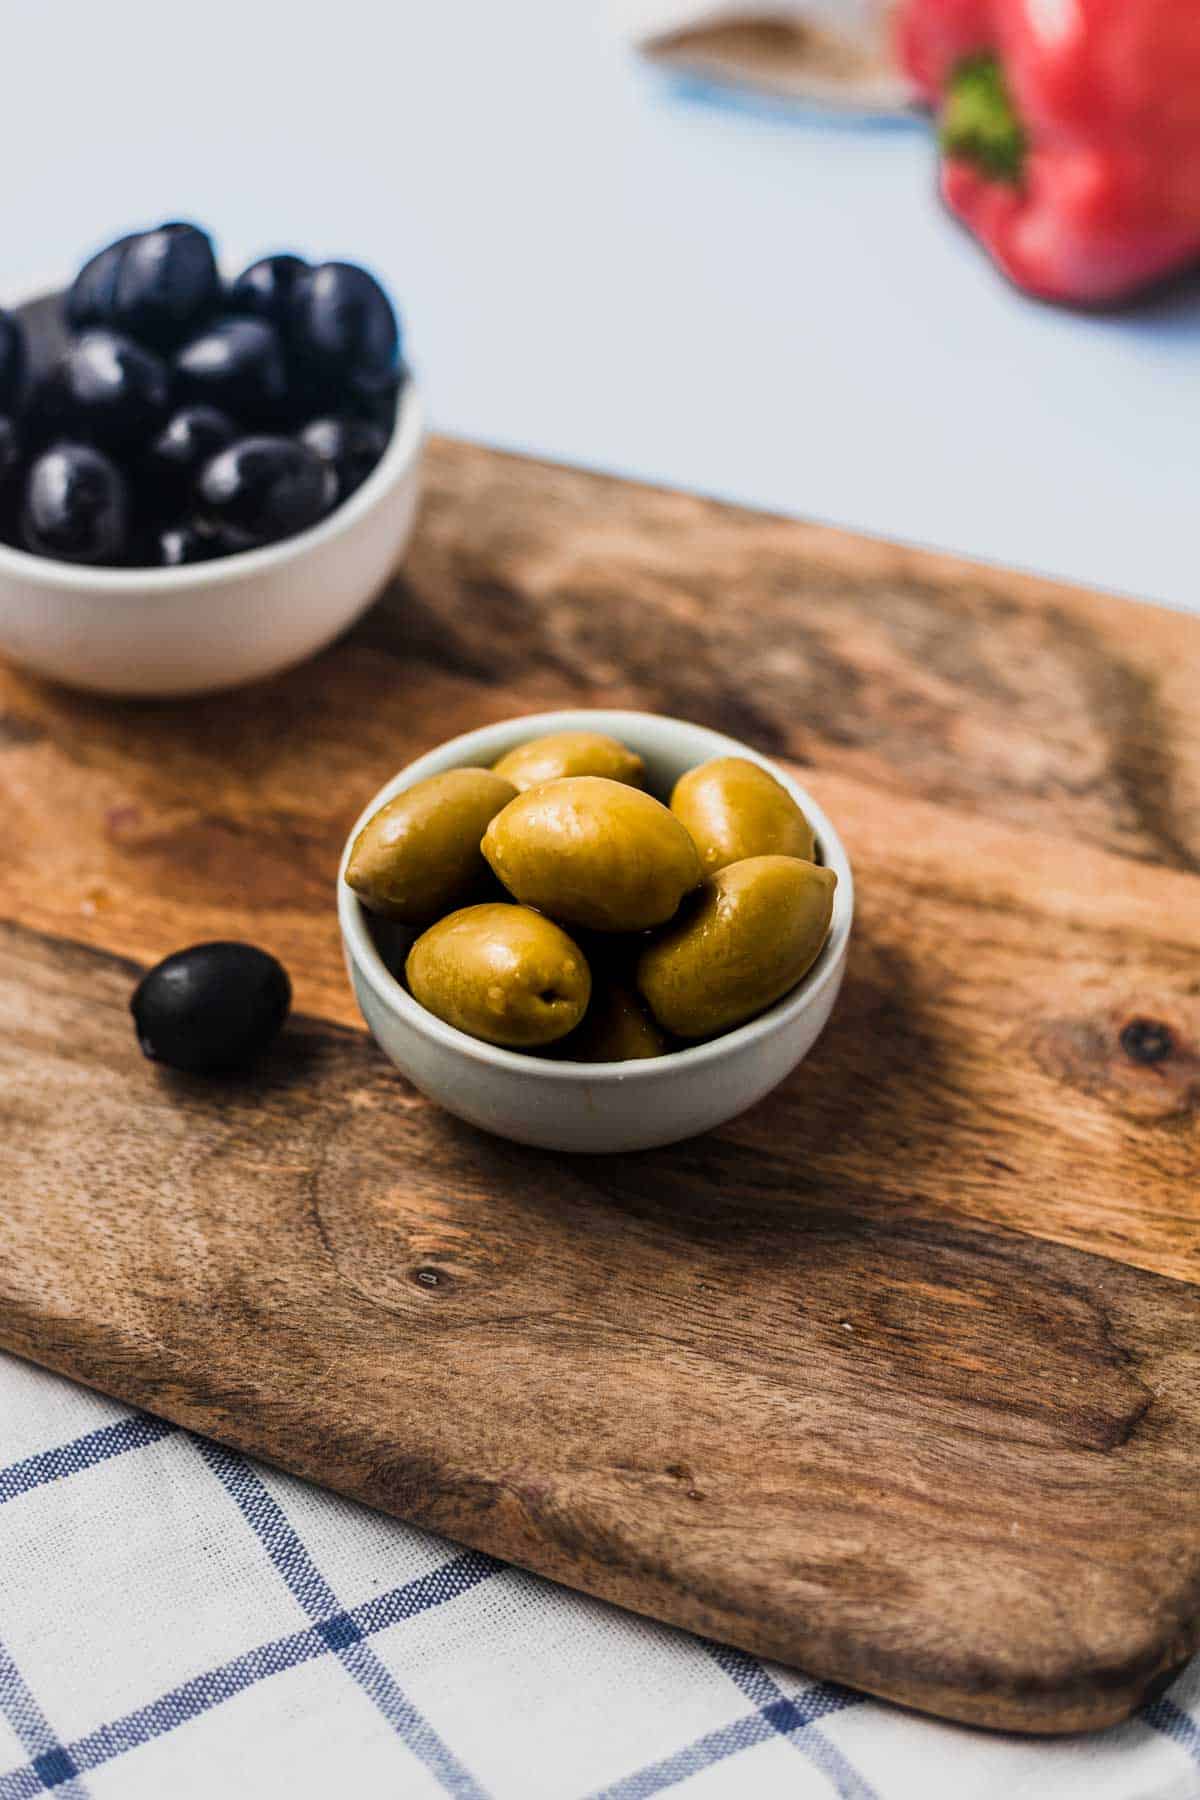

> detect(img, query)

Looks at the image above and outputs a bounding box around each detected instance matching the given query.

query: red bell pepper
[895,0,1200,304]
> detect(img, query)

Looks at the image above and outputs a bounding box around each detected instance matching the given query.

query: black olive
[0,416,23,546]
[175,316,287,423]
[65,233,136,331]
[131,942,291,1073]
[197,435,334,548]
[0,309,26,411]
[348,365,405,432]
[289,261,400,400]
[137,522,226,567]
[229,254,310,329]
[142,405,235,508]
[111,222,220,349]
[21,444,129,563]
[299,415,387,501]
[31,330,170,453]
[0,416,22,490]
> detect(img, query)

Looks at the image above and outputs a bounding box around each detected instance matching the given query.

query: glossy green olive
[671,756,815,875]
[406,904,591,1047]
[482,776,702,933]
[493,730,645,793]
[559,982,667,1062]
[346,768,516,923]
[637,855,836,1039]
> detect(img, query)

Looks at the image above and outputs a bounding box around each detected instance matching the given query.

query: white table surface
[6,0,1197,614]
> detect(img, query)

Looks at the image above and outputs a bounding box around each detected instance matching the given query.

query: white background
[5,0,1197,611]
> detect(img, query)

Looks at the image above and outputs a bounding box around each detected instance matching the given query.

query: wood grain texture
[1,438,1198,1732]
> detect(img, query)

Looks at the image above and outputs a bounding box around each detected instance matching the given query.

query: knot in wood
[1119,1019,1174,1066]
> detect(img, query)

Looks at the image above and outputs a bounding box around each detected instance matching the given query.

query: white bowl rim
[0,274,424,596]
[338,708,855,1083]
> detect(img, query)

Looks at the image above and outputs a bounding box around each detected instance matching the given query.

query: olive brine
[0,223,404,566]
[346,731,837,1059]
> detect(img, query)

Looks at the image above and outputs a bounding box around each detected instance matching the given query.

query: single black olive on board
[175,317,288,424]
[0,309,26,411]
[289,261,400,395]
[196,435,335,548]
[299,415,387,501]
[21,444,129,563]
[131,942,291,1072]
[65,234,136,331]
[228,253,310,329]
[142,405,235,508]
[31,330,170,454]
[111,222,220,349]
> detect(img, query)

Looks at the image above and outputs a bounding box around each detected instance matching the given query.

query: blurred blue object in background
[658,69,919,128]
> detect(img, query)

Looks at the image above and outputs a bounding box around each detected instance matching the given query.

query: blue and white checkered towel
[2,1352,1198,1799]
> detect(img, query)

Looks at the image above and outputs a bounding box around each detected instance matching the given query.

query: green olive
[637,855,836,1039]
[493,730,645,792]
[346,768,516,924]
[559,982,667,1062]
[406,904,591,1047]
[671,756,815,875]
[482,776,702,933]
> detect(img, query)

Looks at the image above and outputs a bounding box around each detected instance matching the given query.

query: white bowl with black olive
[0,224,423,697]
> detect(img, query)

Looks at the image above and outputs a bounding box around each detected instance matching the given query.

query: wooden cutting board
[1,438,1198,1736]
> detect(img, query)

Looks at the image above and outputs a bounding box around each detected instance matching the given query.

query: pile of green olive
[346,730,837,1059]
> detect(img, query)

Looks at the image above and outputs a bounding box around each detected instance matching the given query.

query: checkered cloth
[2,1353,1198,1798]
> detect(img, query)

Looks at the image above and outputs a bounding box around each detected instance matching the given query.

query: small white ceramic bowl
[338,709,853,1153]
[0,283,424,697]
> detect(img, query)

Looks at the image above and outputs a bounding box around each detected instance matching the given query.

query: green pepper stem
[940,54,1025,183]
